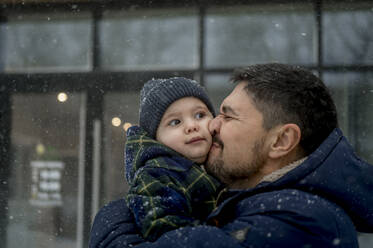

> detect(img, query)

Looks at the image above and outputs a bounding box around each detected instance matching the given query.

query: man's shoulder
[208,188,358,247]
[234,189,355,233]
[214,188,352,227]
[237,189,342,212]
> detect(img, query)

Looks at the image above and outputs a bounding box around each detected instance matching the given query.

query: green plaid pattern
[125,126,221,241]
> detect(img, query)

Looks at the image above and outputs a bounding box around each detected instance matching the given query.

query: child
[125,77,222,241]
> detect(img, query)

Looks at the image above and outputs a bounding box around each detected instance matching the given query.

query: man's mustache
[212,136,224,148]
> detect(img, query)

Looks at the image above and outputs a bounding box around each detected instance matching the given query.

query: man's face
[206,82,270,188]
[156,97,213,163]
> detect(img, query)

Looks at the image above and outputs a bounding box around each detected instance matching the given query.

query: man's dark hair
[231,63,338,155]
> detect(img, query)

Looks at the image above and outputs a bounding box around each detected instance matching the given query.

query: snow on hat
[139,77,215,138]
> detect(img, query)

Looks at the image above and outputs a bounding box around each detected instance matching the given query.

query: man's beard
[206,137,266,186]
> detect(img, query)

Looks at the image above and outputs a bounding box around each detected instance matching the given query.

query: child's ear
[268,124,301,159]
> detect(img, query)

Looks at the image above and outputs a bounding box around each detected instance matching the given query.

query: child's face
[156,97,213,163]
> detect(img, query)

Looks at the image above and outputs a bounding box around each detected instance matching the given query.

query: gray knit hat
[139,77,215,138]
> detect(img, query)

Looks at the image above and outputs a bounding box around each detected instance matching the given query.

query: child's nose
[185,120,199,133]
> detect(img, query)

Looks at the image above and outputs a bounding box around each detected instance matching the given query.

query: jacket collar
[259,156,308,184]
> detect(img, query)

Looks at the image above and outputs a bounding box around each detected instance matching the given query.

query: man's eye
[195,112,205,119]
[223,115,233,120]
[168,119,181,126]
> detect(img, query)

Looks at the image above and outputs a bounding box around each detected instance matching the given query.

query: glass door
[8,92,83,248]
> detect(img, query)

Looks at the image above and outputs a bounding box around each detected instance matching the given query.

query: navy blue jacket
[90,128,373,248]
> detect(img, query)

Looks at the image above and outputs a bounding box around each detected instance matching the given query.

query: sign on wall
[30,161,64,207]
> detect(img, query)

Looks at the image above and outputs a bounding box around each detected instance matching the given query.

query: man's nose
[209,116,221,135]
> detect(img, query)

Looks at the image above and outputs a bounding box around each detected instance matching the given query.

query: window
[9,93,83,247]
[205,3,315,68]
[2,13,92,72]
[323,2,373,65]
[100,9,199,70]
[324,72,373,163]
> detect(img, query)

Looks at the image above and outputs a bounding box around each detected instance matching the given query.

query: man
[90,63,373,248]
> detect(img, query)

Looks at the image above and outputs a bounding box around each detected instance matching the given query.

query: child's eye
[168,119,181,126]
[195,112,206,119]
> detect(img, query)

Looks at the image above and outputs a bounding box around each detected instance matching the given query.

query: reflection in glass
[323,2,373,65]
[100,9,198,70]
[204,73,235,112]
[324,72,373,163]
[206,3,315,68]
[2,14,92,72]
[102,92,140,206]
[323,73,353,137]
[9,93,82,247]
[57,93,68,103]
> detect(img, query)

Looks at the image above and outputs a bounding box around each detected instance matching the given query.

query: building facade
[0,0,372,247]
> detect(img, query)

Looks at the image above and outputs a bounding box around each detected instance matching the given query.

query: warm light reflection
[36,143,46,156]
[57,92,68,102]
[112,117,121,127]
[123,122,132,132]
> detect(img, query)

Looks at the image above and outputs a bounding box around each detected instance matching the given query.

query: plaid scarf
[125,126,221,241]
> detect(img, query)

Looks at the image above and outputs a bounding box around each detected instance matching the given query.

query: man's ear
[268,124,301,159]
